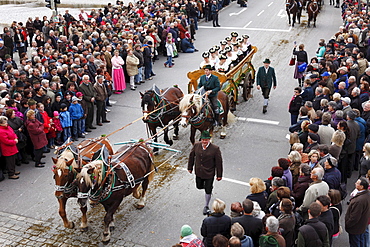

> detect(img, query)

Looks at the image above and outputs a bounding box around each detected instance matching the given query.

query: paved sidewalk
[0,211,145,247]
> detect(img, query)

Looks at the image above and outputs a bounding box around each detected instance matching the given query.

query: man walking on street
[211,1,220,27]
[198,64,221,126]
[256,58,277,114]
[345,177,370,247]
[188,130,223,215]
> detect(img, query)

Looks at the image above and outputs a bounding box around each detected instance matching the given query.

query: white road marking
[277,9,287,18]
[178,167,250,186]
[257,10,265,16]
[229,7,248,16]
[236,117,280,125]
[243,21,252,28]
[268,2,274,7]
[199,26,292,32]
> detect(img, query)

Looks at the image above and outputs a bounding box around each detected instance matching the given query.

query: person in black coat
[289,87,303,125]
[296,202,330,246]
[201,198,231,247]
[293,43,309,87]
[232,199,263,247]
[323,157,341,190]
[316,195,334,246]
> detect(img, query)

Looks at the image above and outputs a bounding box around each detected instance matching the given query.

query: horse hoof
[173,135,179,140]
[102,239,110,245]
[168,140,173,146]
[66,221,75,229]
[135,204,145,210]
[80,226,88,232]
[109,226,115,232]
[220,135,226,139]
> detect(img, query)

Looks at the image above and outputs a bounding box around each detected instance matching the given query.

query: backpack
[259,235,279,247]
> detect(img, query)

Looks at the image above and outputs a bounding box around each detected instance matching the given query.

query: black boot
[213,113,221,126]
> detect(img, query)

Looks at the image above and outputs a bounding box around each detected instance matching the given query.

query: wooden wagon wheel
[242,73,253,101]
[226,81,238,112]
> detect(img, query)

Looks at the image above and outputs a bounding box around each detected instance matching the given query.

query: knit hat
[53,111,59,117]
[308,124,319,133]
[308,133,319,142]
[181,225,193,237]
[60,103,67,109]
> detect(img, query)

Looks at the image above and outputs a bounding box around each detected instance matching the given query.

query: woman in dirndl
[111,50,126,94]
[293,43,308,87]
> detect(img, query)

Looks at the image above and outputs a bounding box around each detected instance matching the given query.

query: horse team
[52,84,232,243]
[286,0,321,28]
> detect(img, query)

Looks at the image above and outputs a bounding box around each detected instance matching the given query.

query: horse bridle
[54,165,77,195]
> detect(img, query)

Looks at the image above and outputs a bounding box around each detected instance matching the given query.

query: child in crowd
[69,96,84,141]
[76,92,88,135]
[52,111,63,146]
[59,103,72,141]
[63,91,73,108]
[164,37,174,68]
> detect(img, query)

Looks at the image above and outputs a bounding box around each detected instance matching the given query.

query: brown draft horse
[286,0,302,27]
[75,143,154,244]
[179,91,230,144]
[307,0,319,27]
[52,137,114,231]
[140,86,183,151]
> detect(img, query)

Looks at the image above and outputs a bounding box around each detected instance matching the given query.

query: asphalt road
[0,1,359,246]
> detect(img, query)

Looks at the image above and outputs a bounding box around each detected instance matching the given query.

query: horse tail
[227,111,237,124]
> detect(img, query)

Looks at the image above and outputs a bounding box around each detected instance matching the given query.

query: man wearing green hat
[256,58,277,113]
[198,65,221,126]
[188,130,223,215]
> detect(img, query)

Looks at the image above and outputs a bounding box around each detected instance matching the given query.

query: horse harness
[87,143,153,203]
[143,89,182,125]
[286,0,297,12]
[55,140,109,196]
[309,2,318,12]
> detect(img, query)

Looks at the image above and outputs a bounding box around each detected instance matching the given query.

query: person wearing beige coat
[126,49,140,91]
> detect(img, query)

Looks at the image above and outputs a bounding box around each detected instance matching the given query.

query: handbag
[289,56,296,66]
[298,62,307,72]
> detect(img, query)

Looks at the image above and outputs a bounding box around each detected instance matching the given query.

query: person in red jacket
[24,110,48,167]
[0,116,20,179]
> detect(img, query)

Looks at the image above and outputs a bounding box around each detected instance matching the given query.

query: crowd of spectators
[0,0,235,181]
[174,1,370,247]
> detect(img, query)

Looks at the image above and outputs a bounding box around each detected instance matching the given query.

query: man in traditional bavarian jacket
[198,64,221,126]
[188,131,223,215]
[256,58,277,114]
